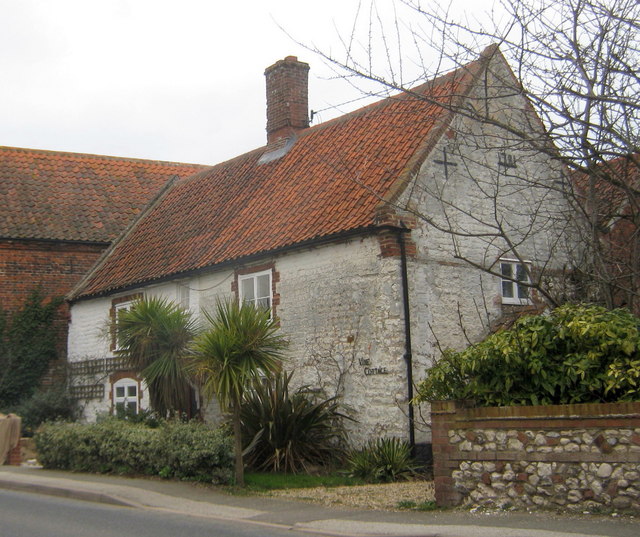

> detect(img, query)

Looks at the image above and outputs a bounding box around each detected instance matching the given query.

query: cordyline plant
[116,297,196,417]
[189,299,287,486]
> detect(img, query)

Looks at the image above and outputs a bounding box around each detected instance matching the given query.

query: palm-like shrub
[116,297,196,417]
[189,299,287,486]
[347,437,418,483]
[241,371,348,474]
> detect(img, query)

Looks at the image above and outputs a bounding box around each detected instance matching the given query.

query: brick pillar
[7,440,21,466]
[431,400,462,506]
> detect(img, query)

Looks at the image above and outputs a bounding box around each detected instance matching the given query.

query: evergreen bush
[35,419,233,483]
[415,304,640,406]
[10,386,77,436]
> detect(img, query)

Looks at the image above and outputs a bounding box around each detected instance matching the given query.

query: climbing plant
[0,289,63,408]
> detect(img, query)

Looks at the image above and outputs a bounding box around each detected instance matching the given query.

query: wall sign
[359,357,389,376]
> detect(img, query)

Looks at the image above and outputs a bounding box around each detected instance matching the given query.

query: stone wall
[432,401,640,511]
[68,237,417,444]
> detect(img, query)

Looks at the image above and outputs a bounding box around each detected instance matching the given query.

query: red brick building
[0,146,206,355]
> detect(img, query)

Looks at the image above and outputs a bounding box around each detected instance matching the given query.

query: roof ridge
[0,145,209,168]
[298,54,486,138]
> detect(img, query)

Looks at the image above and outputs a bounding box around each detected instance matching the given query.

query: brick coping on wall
[431,401,640,509]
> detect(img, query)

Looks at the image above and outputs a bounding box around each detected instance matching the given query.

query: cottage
[67,47,572,445]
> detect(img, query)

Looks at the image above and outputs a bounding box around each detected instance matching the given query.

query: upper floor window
[500,260,531,305]
[113,300,133,351]
[177,282,190,310]
[239,270,272,312]
[110,293,142,352]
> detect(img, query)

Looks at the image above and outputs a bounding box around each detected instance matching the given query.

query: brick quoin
[377,230,417,258]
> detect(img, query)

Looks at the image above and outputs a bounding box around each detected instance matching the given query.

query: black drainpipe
[396,222,415,455]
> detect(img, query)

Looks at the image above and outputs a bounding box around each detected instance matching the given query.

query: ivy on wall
[0,289,63,408]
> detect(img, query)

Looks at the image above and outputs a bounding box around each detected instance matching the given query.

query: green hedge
[35,420,233,483]
[415,304,640,406]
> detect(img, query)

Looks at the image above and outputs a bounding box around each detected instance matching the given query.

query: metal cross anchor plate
[434,147,458,179]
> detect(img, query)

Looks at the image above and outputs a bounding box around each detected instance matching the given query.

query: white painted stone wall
[401,53,573,356]
[68,238,412,444]
[393,54,575,444]
[275,238,410,445]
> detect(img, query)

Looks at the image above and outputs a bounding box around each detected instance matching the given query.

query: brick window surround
[232,263,280,318]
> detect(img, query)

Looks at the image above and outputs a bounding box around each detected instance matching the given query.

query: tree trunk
[232,402,244,486]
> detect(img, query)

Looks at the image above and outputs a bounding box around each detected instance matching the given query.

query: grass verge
[244,472,364,491]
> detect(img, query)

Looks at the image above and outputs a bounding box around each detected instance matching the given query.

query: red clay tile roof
[0,146,207,243]
[73,51,492,300]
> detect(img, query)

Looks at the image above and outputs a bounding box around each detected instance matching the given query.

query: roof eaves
[70,224,387,303]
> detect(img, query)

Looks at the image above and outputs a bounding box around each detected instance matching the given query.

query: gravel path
[268,480,436,511]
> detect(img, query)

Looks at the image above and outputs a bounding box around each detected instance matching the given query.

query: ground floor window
[113,377,139,414]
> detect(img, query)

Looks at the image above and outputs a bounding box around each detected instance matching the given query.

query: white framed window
[113,378,139,414]
[113,300,133,351]
[239,270,272,312]
[499,259,531,304]
[177,282,190,310]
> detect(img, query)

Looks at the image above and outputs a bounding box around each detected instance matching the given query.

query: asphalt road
[1,469,638,537]
[0,489,319,537]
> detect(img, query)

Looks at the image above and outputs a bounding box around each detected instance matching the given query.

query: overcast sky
[0,1,398,164]
[0,1,498,165]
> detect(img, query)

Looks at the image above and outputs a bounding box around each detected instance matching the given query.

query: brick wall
[432,401,640,511]
[0,239,106,357]
[6,441,21,466]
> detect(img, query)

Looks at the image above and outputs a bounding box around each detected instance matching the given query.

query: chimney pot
[265,56,310,144]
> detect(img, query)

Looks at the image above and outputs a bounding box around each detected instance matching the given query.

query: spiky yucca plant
[241,371,348,474]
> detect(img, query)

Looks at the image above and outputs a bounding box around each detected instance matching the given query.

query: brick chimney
[265,56,310,144]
